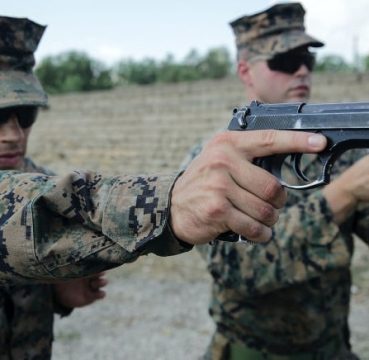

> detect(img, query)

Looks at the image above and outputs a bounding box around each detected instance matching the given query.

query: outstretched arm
[0,130,326,284]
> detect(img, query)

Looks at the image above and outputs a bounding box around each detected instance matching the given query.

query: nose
[0,114,25,143]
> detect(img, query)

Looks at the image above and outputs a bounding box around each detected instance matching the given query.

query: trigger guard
[292,153,310,182]
[281,178,327,190]
[255,152,333,190]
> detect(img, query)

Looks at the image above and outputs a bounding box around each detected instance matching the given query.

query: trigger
[292,154,310,182]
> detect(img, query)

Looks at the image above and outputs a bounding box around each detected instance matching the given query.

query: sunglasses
[0,106,38,129]
[267,51,316,74]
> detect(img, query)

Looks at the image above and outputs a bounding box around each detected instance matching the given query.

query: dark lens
[16,107,38,128]
[0,106,38,128]
[267,51,315,74]
[304,53,315,71]
[0,108,14,125]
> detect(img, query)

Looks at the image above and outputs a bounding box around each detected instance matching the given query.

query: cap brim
[247,30,324,60]
[0,70,48,109]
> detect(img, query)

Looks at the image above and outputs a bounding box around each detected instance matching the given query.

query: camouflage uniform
[194,3,366,359]
[0,17,56,360]
[0,167,189,283]
[0,159,73,360]
[0,16,190,359]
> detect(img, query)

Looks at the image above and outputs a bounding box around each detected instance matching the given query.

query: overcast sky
[2,0,368,65]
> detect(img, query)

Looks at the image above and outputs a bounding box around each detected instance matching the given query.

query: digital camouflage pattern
[0,158,68,360]
[230,2,324,60]
[185,148,369,359]
[0,167,188,284]
[0,16,47,109]
[0,283,54,360]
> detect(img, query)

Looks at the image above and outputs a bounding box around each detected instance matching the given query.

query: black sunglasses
[267,51,316,74]
[0,106,38,129]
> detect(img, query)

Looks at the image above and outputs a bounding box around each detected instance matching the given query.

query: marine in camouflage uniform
[0,17,64,359]
[0,159,76,360]
[0,17,110,359]
[192,3,368,359]
[198,150,368,360]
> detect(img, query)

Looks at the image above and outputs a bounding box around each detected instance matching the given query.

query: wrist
[52,285,74,317]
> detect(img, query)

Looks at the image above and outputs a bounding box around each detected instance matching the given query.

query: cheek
[259,74,285,96]
[267,74,292,96]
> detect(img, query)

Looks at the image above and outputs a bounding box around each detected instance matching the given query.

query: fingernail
[308,134,326,148]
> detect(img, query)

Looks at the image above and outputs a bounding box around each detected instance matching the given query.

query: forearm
[0,170,191,284]
[52,285,74,317]
[322,179,357,225]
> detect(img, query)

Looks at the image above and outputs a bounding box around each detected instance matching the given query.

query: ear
[237,59,252,86]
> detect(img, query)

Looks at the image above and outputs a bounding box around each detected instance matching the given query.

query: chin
[287,90,310,103]
[287,94,309,103]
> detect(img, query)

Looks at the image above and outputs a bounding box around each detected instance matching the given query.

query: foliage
[114,47,232,85]
[35,46,369,94]
[35,51,114,94]
[315,54,352,72]
[114,58,158,85]
[198,47,232,79]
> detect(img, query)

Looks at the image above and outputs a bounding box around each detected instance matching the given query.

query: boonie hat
[230,2,324,61]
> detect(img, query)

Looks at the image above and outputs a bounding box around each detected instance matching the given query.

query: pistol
[229,100,369,190]
[217,100,369,243]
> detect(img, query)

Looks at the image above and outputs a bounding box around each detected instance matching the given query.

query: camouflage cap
[0,16,47,109]
[230,2,324,61]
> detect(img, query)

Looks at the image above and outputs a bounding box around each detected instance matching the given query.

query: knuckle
[208,175,229,194]
[260,130,278,148]
[200,149,232,174]
[204,198,229,221]
[247,222,265,240]
[263,177,283,201]
[258,204,278,223]
[209,131,232,147]
[208,155,231,171]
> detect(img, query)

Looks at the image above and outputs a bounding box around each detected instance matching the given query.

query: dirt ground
[26,74,369,359]
[51,244,369,360]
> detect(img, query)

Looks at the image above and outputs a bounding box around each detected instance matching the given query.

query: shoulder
[22,158,56,175]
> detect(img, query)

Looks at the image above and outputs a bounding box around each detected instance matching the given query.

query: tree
[199,47,232,79]
[315,55,351,72]
[36,51,113,93]
[115,58,158,85]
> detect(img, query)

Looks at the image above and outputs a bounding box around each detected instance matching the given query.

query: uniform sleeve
[0,170,191,284]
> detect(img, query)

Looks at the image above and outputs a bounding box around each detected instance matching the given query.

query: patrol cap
[0,16,47,109]
[230,2,324,61]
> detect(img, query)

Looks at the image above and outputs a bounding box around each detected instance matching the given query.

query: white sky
[2,0,368,65]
